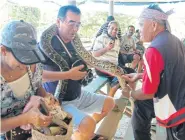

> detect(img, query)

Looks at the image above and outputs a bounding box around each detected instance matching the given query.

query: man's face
[139,18,154,42]
[108,23,118,38]
[127,27,135,37]
[57,11,81,42]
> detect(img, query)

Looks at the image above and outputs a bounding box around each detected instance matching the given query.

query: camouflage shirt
[0,64,42,119]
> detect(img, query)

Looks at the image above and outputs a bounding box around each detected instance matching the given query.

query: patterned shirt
[120,34,136,53]
[0,64,42,119]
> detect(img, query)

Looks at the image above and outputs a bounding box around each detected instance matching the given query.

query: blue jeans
[0,135,5,140]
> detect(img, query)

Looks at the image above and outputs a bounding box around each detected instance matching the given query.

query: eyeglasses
[62,17,81,29]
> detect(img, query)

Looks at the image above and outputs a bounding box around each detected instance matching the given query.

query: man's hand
[21,95,44,130]
[22,96,42,114]
[106,41,114,51]
[68,65,87,80]
[25,107,52,127]
[126,73,143,82]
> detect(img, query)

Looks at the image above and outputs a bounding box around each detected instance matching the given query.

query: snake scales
[31,95,73,140]
[38,24,132,139]
[40,24,126,97]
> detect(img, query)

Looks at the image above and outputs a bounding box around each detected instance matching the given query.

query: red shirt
[142,47,164,94]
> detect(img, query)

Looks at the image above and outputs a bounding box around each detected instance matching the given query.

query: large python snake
[40,24,126,97]
[39,24,133,139]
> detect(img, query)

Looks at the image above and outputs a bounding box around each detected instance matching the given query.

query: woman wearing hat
[0,20,52,139]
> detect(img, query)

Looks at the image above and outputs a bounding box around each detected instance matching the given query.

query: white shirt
[8,73,30,98]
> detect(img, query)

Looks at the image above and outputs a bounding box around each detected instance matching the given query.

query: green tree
[8,4,41,28]
[79,11,136,38]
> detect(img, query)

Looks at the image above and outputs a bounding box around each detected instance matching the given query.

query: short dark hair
[57,5,81,19]
[107,16,115,22]
[128,25,135,30]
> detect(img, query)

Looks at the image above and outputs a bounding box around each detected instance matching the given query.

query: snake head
[43,94,60,111]
[115,65,125,75]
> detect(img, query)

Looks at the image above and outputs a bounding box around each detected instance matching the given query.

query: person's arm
[43,70,72,81]
[42,65,87,82]
[130,89,155,100]
[1,107,52,133]
[125,73,143,82]
[92,36,107,57]
[1,113,28,133]
[128,48,164,100]
[93,44,113,57]
[93,36,115,57]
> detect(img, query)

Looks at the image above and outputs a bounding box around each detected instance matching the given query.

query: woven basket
[31,119,73,140]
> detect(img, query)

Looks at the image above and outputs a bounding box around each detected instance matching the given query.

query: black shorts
[118,53,134,66]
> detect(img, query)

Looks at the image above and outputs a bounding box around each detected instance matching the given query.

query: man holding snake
[40,5,115,140]
[125,4,185,140]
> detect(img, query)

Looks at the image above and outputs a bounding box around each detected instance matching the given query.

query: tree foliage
[9,4,41,28]
[79,11,136,38]
[3,3,136,39]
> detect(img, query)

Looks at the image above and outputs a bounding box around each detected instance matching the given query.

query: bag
[31,97,73,140]
[5,127,31,140]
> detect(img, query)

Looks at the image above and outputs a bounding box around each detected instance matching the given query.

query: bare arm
[1,113,27,133]
[42,65,87,82]
[131,89,154,100]
[93,40,114,57]
[42,70,71,82]
[126,73,143,82]
[93,47,109,57]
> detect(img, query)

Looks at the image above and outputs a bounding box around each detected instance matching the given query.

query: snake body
[40,24,69,99]
[40,24,126,96]
[38,24,131,139]
[72,33,126,89]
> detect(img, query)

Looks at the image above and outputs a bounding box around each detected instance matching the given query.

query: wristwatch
[129,90,136,102]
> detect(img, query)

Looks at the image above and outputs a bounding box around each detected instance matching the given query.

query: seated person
[40,5,115,140]
[92,21,135,97]
[135,29,145,73]
[119,25,141,69]
[0,20,52,140]
[91,16,121,51]
[95,16,122,40]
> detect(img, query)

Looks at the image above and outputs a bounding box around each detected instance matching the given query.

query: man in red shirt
[125,4,185,140]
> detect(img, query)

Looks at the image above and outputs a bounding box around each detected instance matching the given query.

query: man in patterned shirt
[120,25,141,69]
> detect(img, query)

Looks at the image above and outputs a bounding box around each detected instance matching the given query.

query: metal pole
[68,0,76,6]
[109,0,114,16]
